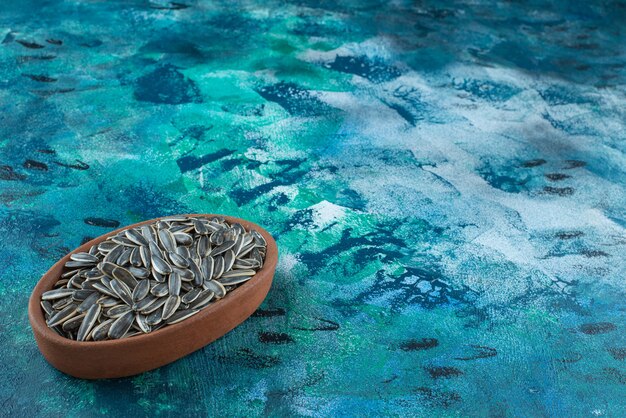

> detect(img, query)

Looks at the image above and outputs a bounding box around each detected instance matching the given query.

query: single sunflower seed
[47,305,78,327]
[62,313,87,332]
[181,288,202,304]
[126,229,148,246]
[162,295,181,320]
[203,280,226,299]
[209,240,235,257]
[146,308,163,326]
[42,288,74,300]
[135,314,151,333]
[165,309,199,325]
[189,290,214,309]
[151,254,172,275]
[91,319,114,341]
[150,283,169,298]
[112,265,138,289]
[77,303,101,341]
[168,272,181,296]
[77,291,101,313]
[108,311,134,339]
[168,251,189,268]
[132,279,150,302]
[106,304,132,318]
[70,252,99,263]
[109,279,133,306]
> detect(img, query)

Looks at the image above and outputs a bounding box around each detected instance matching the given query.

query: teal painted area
[1,0,626,416]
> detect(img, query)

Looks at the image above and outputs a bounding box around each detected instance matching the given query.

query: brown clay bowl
[28,214,277,379]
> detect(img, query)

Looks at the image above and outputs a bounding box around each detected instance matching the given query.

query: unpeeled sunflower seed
[151,283,169,298]
[42,288,74,300]
[112,266,138,288]
[47,305,78,327]
[210,240,235,257]
[168,252,189,268]
[165,309,199,325]
[110,279,133,306]
[135,314,151,333]
[151,254,172,275]
[70,252,99,263]
[168,272,181,296]
[132,279,150,302]
[52,296,74,310]
[77,292,101,313]
[77,304,101,341]
[126,229,148,246]
[203,280,226,299]
[108,311,134,339]
[92,319,114,341]
[62,313,86,332]
[162,295,181,320]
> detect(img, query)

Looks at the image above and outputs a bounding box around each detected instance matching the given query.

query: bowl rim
[28,213,278,348]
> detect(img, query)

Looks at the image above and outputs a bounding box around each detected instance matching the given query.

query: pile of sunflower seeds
[40,215,267,341]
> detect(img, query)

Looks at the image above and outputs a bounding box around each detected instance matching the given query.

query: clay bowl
[28,214,277,379]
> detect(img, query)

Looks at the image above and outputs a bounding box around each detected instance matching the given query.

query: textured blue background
[1,0,625,416]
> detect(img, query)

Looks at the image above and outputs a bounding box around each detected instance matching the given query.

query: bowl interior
[29,213,278,347]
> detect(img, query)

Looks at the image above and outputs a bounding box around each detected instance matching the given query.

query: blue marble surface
[0,0,625,416]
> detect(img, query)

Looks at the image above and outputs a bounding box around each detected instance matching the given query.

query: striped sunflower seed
[168,252,189,268]
[189,290,214,309]
[76,291,101,313]
[77,304,101,341]
[47,305,78,327]
[62,313,87,332]
[103,246,124,265]
[91,319,114,341]
[174,232,193,246]
[162,295,181,320]
[218,275,254,286]
[151,254,172,275]
[146,308,163,326]
[98,296,120,308]
[132,279,151,302]
[150,283,169,298]
[129,266,149,279]
[140,297,167,314]
[135,314,151,333]
[97,241,117,253]
[139,245,151,269]
[112,266,138,289]
[168,272,181,296]
[52,296,74,310]
[126,229,148,246]
[108,311,134,339]
[223,250,235,272]
[165,309,199,325]
[130,247,142,267]
[42,288,74,300]
[116,247,132,266]
[192,219,208,235]
[40,300,54,316]
[181,288,202,304]
[106,305,132,318]
[158,229,177,253]
[70,252,99,263]
[203,280,226,299]
[209,240,235,257]
[133,294,157,311]
[109,279,133,305]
